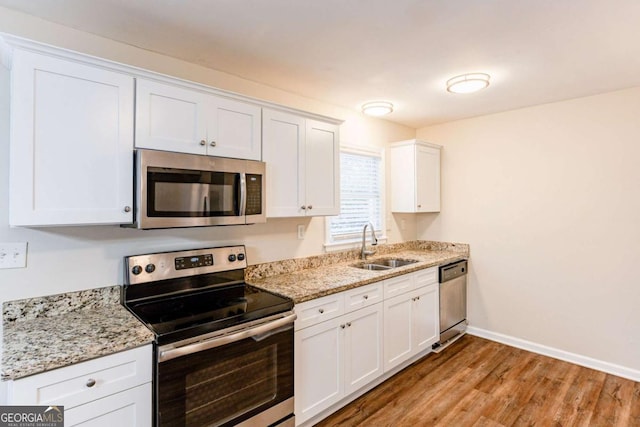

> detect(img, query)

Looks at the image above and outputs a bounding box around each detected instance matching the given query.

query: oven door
[156,313,295,427]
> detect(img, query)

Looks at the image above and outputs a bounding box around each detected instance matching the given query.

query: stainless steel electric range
[122,246,296,427]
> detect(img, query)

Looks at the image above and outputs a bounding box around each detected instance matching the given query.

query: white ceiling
[2,0,640,128]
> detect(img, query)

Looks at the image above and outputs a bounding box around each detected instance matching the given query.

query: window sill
[324,236,388,253]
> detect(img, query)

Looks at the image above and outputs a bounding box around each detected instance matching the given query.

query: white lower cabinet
[294,281,384,425]
[294,269,438,425]
[295,303,383,424]
[65,383,151,427]
[343,304,384,395]
[295,315,343,421]
[7,345,152,427]
[383,283,439,372]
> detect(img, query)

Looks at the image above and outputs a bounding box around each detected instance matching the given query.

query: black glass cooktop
[122,246,293,345]
[125,283,293,345]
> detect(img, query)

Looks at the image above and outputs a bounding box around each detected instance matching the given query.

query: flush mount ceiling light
[446,73,491,94]
[361,101,394,116]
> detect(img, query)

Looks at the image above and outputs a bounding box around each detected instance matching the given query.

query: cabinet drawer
[295,293,344,331]
[8,345,152,409]
[414,267,438,287]
[383,274,415,299]
[65,382,151,427]
[343,282,383,313]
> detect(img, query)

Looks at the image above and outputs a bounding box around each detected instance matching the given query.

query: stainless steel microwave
[130,149,266,229]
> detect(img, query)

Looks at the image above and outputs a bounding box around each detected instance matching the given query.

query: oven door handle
[158,312,297,362]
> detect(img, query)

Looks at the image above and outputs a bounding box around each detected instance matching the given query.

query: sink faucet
[361,222,378,259]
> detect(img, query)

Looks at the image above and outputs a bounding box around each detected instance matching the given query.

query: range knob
[237,253,245,261]
[131,265,143,275]
[145,264,156,273]
[228,254,237,262]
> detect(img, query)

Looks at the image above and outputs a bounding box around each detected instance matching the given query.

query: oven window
[147,168,240,217]
[157,327,293,427]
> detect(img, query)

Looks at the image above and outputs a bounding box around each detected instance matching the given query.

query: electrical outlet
[297,224,305,240]
[0,242,28,269]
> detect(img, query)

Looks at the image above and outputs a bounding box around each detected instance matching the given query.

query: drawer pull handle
[318,308,324,314]
[363,295,369,300]
[86,378,96,388]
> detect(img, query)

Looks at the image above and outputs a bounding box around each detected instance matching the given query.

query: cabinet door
[383,293,414,372]
[305,119,340,216]
[413,284,440,353]
[262,109,306,217]
[9,50,134,226]
[135,78,207,154]
[389,143,417,213]
[415,145,440,212]
[65,383,151,427]
[343,304,383,395]
[295,317,343,423]
[207,97,261,160]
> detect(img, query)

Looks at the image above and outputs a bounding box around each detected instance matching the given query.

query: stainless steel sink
[351,263,392,271]
[351,258,418,270]
[373,258,418,268]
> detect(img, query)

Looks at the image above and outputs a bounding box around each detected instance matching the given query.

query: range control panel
[175,254,214,270]
[125,245,247,285]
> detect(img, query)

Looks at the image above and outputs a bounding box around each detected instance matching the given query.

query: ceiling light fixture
[446,73,490,94]
[361,101,394,116]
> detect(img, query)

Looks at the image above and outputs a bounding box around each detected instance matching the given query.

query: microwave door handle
[239,172,247,217]
[203,195,209,214]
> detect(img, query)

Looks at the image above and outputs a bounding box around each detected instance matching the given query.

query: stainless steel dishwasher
[434,260,467,350]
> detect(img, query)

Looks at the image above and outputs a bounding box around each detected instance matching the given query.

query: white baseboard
[467,326,640,382]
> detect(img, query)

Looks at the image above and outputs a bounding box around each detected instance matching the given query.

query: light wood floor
[316,335,640,427]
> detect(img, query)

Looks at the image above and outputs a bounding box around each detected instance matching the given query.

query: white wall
[416,87,640,372]
[0,5,415,306]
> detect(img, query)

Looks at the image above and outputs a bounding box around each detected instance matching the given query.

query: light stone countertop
[2,286,154,381]
[248,247,467,303]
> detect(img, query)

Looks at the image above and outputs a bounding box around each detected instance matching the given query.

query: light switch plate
[297,224,305,240]
[0,242,28,269]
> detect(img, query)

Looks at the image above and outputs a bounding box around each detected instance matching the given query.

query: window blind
[329,151,382,241]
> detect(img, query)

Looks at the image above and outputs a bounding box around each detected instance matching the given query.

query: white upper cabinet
[305,119,340,216]
[135,78,207,155]
[135,78,261,160]
[9,49,134,226]
[262,109,306,217]
[390,139,441,213]
[263,108,340,217]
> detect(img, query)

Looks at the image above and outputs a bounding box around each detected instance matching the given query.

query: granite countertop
[247,241,468,303]
[1,240,467,380]
[2,286,154,381]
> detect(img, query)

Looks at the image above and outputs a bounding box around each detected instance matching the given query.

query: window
[326,146,385,249]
